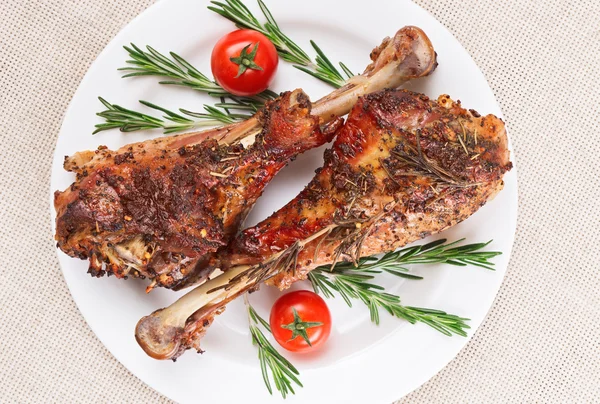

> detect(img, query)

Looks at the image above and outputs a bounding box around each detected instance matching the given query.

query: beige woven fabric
[1,0,599,402]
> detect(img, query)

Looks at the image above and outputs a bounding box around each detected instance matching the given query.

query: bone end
[401,26,438,77]
[363,26,437,80]
[135,311,183,360]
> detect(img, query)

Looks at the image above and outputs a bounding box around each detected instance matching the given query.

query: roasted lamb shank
[135,89,512,360]
[54,26,437,290]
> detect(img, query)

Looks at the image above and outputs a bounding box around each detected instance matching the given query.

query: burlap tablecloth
[1,0,599,402]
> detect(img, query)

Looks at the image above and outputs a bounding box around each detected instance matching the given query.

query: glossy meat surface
[134,89,511,362]
[54,90,337,290]
[223,90,512,288]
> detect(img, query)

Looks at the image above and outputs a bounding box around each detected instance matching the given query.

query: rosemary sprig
[293,41,348,88]
[309,265,470,336]
[245,295,302,398]
[309,238,502,336]
[104,43,276,135]
[94,97,250,134]
[389,135,479,188]
[104,0,355,135]
[343,238,502,277]
[209,0,352,88]
[119,43,278,102]
[209,0,311,65]
[105,0,355,135]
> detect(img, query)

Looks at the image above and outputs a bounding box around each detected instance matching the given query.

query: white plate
[50,0,518,402]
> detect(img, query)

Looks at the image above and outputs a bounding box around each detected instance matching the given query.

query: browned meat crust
[54,90,338,290]
[133,89,511,362]
[223,90,512,289]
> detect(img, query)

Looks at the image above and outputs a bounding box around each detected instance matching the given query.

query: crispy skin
[134,89,511,362]
[54,90,339,290]
[223,90,512,288]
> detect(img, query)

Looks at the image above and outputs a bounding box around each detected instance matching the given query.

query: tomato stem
[281,308,323,347]
[230,42,263,78]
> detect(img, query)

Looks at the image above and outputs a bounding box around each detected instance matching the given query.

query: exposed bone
[227,26,437,146]
[67,27,434,176]
[311,26,436,122]
[136,226,335,360]
[136,263,252,360]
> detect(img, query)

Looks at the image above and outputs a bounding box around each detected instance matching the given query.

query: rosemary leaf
[104,0,356,135]
[93,97,250,135]
[244,295,301,398]
[308,238,501,336]
[119,43,274,103]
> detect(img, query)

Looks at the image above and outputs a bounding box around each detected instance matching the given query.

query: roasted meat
[54,26,437,291]
[55,91,335,290]
[224,90,512,288]
[135,89,512,360]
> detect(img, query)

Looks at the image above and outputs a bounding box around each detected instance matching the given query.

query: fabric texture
[1,0,598,402]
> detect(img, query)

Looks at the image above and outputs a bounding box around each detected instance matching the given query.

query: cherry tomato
[211,29,279,96]
[269,290,331,353]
